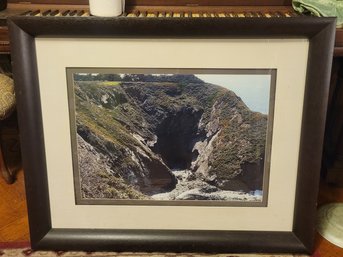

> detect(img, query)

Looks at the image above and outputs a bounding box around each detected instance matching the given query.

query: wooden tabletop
[0,3,341,56]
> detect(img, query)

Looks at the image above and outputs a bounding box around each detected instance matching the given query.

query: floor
[0,169,29,242]
[0,168,342,257]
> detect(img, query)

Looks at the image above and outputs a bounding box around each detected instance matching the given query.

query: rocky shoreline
[74,74,268,202]
[152,169,262,202]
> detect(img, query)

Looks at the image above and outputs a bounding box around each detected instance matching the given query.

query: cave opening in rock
[153,107,204,170]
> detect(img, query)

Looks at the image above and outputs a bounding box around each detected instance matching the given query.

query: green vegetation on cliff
[73,74,269,200]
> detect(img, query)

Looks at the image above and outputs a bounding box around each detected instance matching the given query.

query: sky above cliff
[196,74,272,115]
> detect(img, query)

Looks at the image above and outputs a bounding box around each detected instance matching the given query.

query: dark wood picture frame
[8,16,336,253]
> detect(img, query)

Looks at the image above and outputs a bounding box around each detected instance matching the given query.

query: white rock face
[152,169,262,203]
[191,131,220,178]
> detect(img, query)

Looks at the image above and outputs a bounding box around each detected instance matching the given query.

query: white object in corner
[89,0,123,17]
[317,203,343,248]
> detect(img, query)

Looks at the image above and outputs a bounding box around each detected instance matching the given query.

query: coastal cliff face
[74,74,268,201]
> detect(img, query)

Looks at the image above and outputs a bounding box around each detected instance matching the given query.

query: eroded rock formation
[74,74,268,201]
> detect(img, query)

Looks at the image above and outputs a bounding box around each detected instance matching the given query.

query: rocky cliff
[74,74,268,201]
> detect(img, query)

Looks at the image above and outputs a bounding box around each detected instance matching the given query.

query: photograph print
[67,68,276,206]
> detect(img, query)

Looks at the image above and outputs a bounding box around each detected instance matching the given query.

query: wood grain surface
[0,166,342,256]
[0,169,29,242]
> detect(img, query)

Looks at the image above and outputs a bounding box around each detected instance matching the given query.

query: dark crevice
[152,106,204,170]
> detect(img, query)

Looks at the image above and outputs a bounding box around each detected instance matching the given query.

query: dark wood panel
[0,26,9,53]
[336,29,343,47]
[325,58,343,186]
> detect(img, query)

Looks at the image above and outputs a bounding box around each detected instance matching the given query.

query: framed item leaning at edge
[8,16,336,253]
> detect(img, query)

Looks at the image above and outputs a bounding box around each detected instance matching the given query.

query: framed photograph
[8,16,336,253]
[68,67,275,207]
